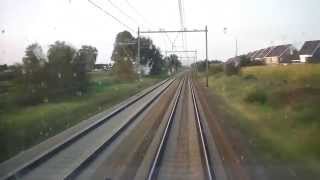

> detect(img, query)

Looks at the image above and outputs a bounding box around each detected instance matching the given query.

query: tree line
[1,31,182,106]
[111,31,182,80]
[11,41,97,105]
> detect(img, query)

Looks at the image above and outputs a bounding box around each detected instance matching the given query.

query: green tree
[17,43,48,104]
[76,45,98,71]
[165,54,181,75]
[239,55,251,67]
[139,37,165,75]
[72,46,97,92]
[111,31,137,80]
[47,41,77,96]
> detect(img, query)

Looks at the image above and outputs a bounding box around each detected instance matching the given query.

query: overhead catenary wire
[121,0,171,54]
[122,1,175,57]
[88,0,136,33]
[107,0,140,25]
[124,0,154,28]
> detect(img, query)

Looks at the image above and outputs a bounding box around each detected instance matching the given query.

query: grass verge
[198,64,320,176]
[0,72,166,162]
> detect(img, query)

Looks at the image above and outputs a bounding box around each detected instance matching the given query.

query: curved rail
[1,78,174,180]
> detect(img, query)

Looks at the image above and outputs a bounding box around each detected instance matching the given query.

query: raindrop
[58,73,62,79]
[1,29,4,34]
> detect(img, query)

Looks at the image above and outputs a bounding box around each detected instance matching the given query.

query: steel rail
[146,77,186,180]
[1,78,173,180]
[63,78,178,180]
[190,78,215,180]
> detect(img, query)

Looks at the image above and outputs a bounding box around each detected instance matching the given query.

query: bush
[242,74,257,81]
[224,62,240,76]
[245,88,268,104]
[209,64,223,75]
[307,58,320,63]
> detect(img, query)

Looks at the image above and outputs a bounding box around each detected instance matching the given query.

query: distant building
[264,44,298,64]
[255,47,274,62]
[299,40,320,63]
[141,65,151,75]
[93,64,112,71]
[251,49,265,61]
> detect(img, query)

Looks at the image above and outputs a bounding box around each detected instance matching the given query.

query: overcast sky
[1,0,320,65]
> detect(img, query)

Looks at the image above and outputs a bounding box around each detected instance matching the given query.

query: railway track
[1,73,219,180]
[0,78,176,180]
[147,75,215,180]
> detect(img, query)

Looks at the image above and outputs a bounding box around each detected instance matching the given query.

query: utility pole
[205,25,208,87]
[137,27,141,78]
[235,38,238,57]
[139,27,208,84]
[195,50,198,74]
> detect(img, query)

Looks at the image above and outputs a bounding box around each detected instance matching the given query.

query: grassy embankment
[0,72,166,162]
[201,64,320,174]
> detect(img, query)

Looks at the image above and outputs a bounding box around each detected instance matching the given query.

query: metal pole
[205,25,208,87]
[235,38,238,57]
[137,27,141,77]
[195,50,198,74]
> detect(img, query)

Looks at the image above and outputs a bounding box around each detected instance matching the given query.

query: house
[254,47,274,62]
[299,40,320,63]
[264,44,298,64]
[248,49,263,61]
[252,49,264,60]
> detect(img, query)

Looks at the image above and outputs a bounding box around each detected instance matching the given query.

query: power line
[123,1,173,55]
[107,0,139,25]
[88,0,135,33]
[124,0,154,28]
[123,1,177,55]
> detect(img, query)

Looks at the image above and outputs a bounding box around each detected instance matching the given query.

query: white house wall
[299,55,311,63]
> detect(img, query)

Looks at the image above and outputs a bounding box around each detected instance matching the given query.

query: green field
[200,64,320,176]
[0,71,166,162]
